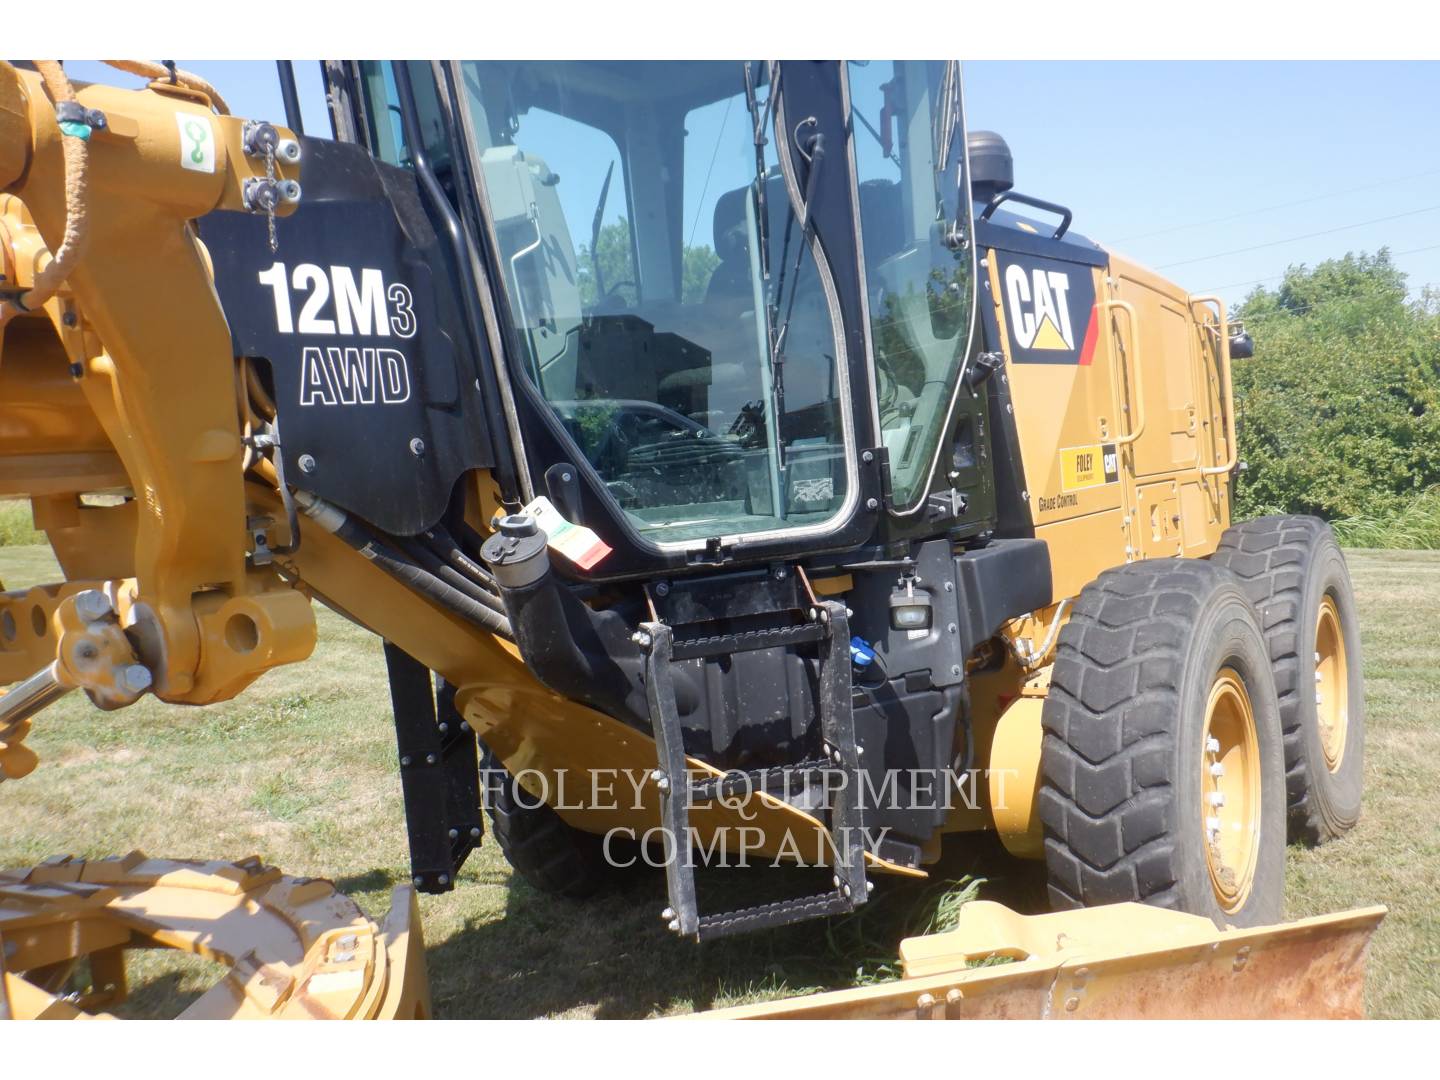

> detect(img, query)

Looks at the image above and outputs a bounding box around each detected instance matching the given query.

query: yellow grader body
[0,60,1383,1018]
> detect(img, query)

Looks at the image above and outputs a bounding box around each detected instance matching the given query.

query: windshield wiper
[588,160,615,302]
[771,126,825,371]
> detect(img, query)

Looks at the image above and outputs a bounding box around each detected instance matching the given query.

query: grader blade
[0,853,429,1019]
[705,900,1386,1019]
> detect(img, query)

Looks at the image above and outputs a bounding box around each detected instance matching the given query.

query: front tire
[1039,559,1286,928]
[1210,515,1365,844]
[479,742,611,899]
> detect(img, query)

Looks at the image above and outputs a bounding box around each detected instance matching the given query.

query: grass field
[2,543,1436,1018]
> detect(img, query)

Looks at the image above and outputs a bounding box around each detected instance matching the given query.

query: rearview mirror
[1229,332,1254,359]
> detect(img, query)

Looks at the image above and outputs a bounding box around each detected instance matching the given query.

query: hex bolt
[1208,792,1226,808]
[119,664,152,695]
[772,566,787,580]
[1210,762,1225,777]
[862,450,874,463]
[298,453,317,474]
[866,497,879,511]
[667,919,680,932]
[448,828,459,839]
[1206,737,1221,754]
[409,437,426,456]
[950,664,962,676]
[73,589,114,623]
[470,826,482,838]
[438,722,449,734]
[438,874,449,886]
[425,753,437,765]
[661,907,676,921]
[412,875,423,886]
[1315,671,1323,683]
[654,581,671,597]
[400,755,412,767]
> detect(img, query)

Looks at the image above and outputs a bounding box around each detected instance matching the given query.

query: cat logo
[996,253,1099,366]
[1005,264,1075,351]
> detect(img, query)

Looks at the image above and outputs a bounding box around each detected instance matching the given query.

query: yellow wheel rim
[1201,668,1262,914]
[1315,593,1349,773]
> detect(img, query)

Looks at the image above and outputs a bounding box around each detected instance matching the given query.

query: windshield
[459,61,851,545]
[847,61,974,511]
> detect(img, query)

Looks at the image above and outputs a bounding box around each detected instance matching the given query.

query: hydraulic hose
[0,61,90,329]
[396,534,507,616]
[293,491,512,639]
[419,524,502,596]
[101,60,230,115]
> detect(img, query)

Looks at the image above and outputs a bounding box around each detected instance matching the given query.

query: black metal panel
[202,136,497,536]
[382,643,483,893]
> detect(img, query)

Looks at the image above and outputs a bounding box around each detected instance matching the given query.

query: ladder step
[697,891,858,940]
[641,599,869,940]
[688,758,836,803]
[670,622,825,661]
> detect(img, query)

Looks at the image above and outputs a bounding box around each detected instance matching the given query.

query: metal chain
[264,141,278,253]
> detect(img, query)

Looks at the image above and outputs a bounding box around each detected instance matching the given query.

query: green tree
[576,217,720,307]
[1230,249,1440,522]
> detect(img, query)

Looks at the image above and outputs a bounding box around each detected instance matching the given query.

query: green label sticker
[175,112,215,174]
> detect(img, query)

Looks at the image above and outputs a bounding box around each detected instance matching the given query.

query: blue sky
[65,60,1440,309]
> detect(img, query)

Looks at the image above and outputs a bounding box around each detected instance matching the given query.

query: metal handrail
[1190,294,1238,476]
[1101,299,1145,446]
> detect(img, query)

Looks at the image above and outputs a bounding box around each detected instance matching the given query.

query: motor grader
[0,59,1383,1019]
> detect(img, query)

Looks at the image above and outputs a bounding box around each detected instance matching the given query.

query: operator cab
[342,60,980,574]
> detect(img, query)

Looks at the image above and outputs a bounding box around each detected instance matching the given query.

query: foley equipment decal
[1060,442,1120,491]
[1000,252,1099,365]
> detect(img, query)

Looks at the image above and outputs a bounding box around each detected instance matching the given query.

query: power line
[1156,205,1440,270]
[1198,241,1440,293]
[686,93,736,251]
[1115,167,1440,243]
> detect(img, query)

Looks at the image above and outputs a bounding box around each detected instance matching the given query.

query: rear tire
[479,742,611,899]
[1210,515,1365,844]
[1039,558,1286,928]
